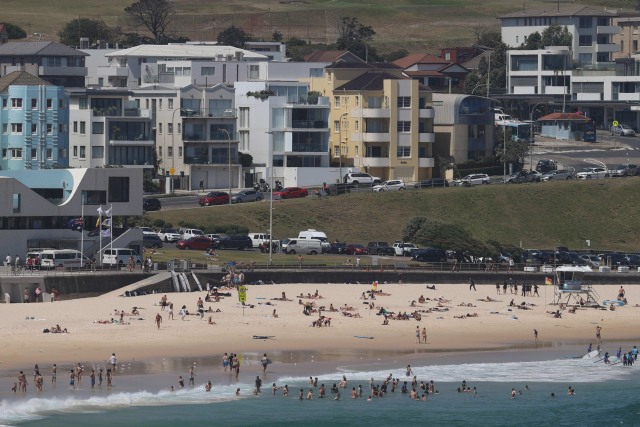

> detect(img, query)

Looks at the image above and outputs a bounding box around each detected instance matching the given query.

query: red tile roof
[538,112,591,121]
[392,53,450,68]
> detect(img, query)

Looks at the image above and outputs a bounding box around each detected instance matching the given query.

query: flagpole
[80,198,84,267]
[98,207,102,266]
[109,204,113,256]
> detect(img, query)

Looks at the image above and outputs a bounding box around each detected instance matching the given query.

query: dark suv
[536,159,557,173]
[367,241,395,255]
[210,234,253,250]
[411,248,448,262]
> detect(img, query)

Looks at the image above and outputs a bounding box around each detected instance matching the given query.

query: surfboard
[354,336,374,339]
[171,271,180,292]
[582,350,600,359]
[183,273,193,292]
[178,274,187,292]
[192,272,203,292]
[253,335,275,340]
[603,300,625,306]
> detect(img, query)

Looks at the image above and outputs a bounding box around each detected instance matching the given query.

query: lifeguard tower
[551,265,600,306]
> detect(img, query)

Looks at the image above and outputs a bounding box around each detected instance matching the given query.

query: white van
[102,248,142,267]
[40,250,88,269]
[298,229,331,253]
[180,228,205,240]
[248,233,273,248]
[284,238,322,255]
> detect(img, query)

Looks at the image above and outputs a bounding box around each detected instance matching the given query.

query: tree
[382,49,409,63]
[4,23,26,39]
[494,128,529,165]
[58,18,114,47]
[272,30,283,42]
[520,31,542,50]
[474,27,502,49]
[464,42,507,95]
[402,217,496,257]
[124,0,174,43]
[217,25,252,48]
[335,17,376,61]
[540,25,572,48]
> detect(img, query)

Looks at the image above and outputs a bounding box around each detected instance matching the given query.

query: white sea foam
[278,358,638,384]
[0,383,245,425]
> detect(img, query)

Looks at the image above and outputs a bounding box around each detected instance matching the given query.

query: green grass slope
[148,178,640,252]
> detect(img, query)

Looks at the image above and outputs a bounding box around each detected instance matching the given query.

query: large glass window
[108,177,129,203]
[397,97,411,108]
[92,122,104,134]
[82,190,106,205]
[510,55,538,72]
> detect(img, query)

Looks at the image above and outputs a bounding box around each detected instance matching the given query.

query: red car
[346,244,369,255]
[199,191,229,206]
[175,237,212,250]
[273,187,308,199]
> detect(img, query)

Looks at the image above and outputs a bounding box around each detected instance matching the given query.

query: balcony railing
[180,108,237,118]
[183,132,238,142]
[291,120,328,129]
[184,156,239,165]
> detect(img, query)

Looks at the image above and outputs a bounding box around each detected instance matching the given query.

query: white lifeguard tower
[551,265,600,306]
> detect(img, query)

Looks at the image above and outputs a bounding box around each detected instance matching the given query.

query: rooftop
[499,5,639,19]
[105,44,267,60]
[0,71,52,91]
[0,41,88,57]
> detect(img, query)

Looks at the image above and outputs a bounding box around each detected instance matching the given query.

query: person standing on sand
[189,366,196,386]
[109,353,117,374]
[51,364,57,384]
[69,370,75,389]
[469,278,476,291]
[595,326,602,343]
[156,313,162,329]
[168,303,174,320]
[90,369,96,388]
[422,327,427,344]
[98,368,103,387]
[534,329,538,346]
[261,353,269,373]
[415,326,421,343]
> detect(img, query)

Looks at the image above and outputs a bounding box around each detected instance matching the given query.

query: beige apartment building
[309,60,435,182]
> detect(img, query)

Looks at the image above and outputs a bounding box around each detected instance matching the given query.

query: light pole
[218,128,233,205]
[338,112,348,183]
[266,131,274,265]
[529,102,546,170]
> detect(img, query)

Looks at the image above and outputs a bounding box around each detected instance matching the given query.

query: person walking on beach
[415,326,421,344]
[90,369,96,388]
[255,376,262,394]
[76,363,83,383]
[98,368,103,387]
[109,353,117,374]
[261,353,269,373]
[51,364,57,384]
[155,313,162,329]
[469,278,476,291]
[223,353,229,372]
[69,370,76,389]
[297,255,304,270]
[534,329,538,346]
[168,303,174,320]
[422,327,427,344]
[595,326,602,343]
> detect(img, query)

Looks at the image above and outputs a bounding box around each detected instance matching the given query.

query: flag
[102,218,112,228]
[101,229,111,238]
[372,281,378,291]
[97,206,104,216]
[545,277,553,286]
[67,217,84,231]
[105,206,112,217]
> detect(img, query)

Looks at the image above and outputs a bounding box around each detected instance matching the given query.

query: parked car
[367,241,395,256]
[460,173,491,186]
[330,242,348,254]
[175,237,212,250]
[610,123,636,136]
[414,178,449,188]
[205,233,225,241]
[231,190,263,203]
[576,167,609,179]
[283,238,322,255]
[609,163,639,177]
[580,254,601,268]
[393,242,418,256]
[541,169,574,181]
[143,198,161,212]
[372,180,406,192]
[180,228,205,240]
[210,234,253,250]
[158,228,182,242]
[137,227,156,236]
[599,252,629,267]
[344,172,382,186]
[506,170,542,183]
[273,187,308,199]
[536,159,557,173]
[626,254,640,267]
[346,244,369,255]
[143,234,163,249]
[411,248,448,262]
[199,191,230,206]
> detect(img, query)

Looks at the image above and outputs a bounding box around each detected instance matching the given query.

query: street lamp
[218,128,233,205]
[266,131,274,265]
[338,112,348,183]
[528,102,546,170]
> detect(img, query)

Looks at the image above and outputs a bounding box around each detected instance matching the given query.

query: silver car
[231,190,263,203]
[461,173,491,186]
[541,169,574,181]
[610,124,636,136]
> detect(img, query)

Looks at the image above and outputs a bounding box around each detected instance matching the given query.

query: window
[2,98,6,108]
[579,16,592,28]
[92,146,104,159]
[73,146,78,157]
[46,99,52,109]
[397,121,411,132]
[11,98,22,108]
[31,148,37,159]
[46,148,52,159]
[80,122,86,134]
[59,99,65,108]
[201,67,215,76]
[167,147,173,157]
[10,148,22,159]
[397,146,411,158]
[59,123,66,133]
[157,147,162,157]
[334,121,340,133]
[309,68,323,77]
[445,52,451,60]
[354,96,359,107]
[168,123,173,134]
[397,97,411,108]
[1,148,6,158]
[47,123,53,134]
[158,99,163,110]
[80,146,86,158]
[108,177,130,202]
[355,120,359,132]
[168,98,174,109]
[579,35,592,46]
[92,122,104,134]
[82,190,106,205]
[11,123,23,133]
[158,123,163,134]
[634,40,638,52]
[31,99,37,109]
[79,98,88,109]
[31,124,37,134]
[178,147,183,157]
[177,123,181,133]
[2,124,7,133]
[334,96,340,108]
[249,65,259,80]
[73,121,78,133]
[12,193,20,214]
[239,107,250,128]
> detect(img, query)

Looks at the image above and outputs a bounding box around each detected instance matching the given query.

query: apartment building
[310,60,435,182]
[0,71,68,171]
[0,41,87,87]
[393,53,470,93]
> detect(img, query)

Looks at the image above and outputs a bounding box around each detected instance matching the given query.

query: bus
[496,121,533,144]
[40,249,88,269]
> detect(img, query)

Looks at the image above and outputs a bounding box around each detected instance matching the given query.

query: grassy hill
[147,178,640,252]
[4,0,636,54]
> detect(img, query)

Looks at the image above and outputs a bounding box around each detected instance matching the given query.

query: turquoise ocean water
[1,349,639,426]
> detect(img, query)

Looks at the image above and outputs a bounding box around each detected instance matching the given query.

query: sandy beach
[1,280,638,373]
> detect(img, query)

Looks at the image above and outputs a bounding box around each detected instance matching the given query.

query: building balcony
[290,120,328,129]
[513,86,537,95]
[575,93,602,101]
[180,108,237,119]
[544,86,567,95]
[96,66,128,77]
[352,108,390,118]
[39,66,87,77]
[184,156,238,165]
[362,132,390,142]
[109,138,154,146]
[596,43,620,53]
[419,132,435,143]
[419,157,435,168]
[419,108,435,119]
[183,133,238,143]
[362,156,390,167]
[617,93,640,101]
[597,25,620,34]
